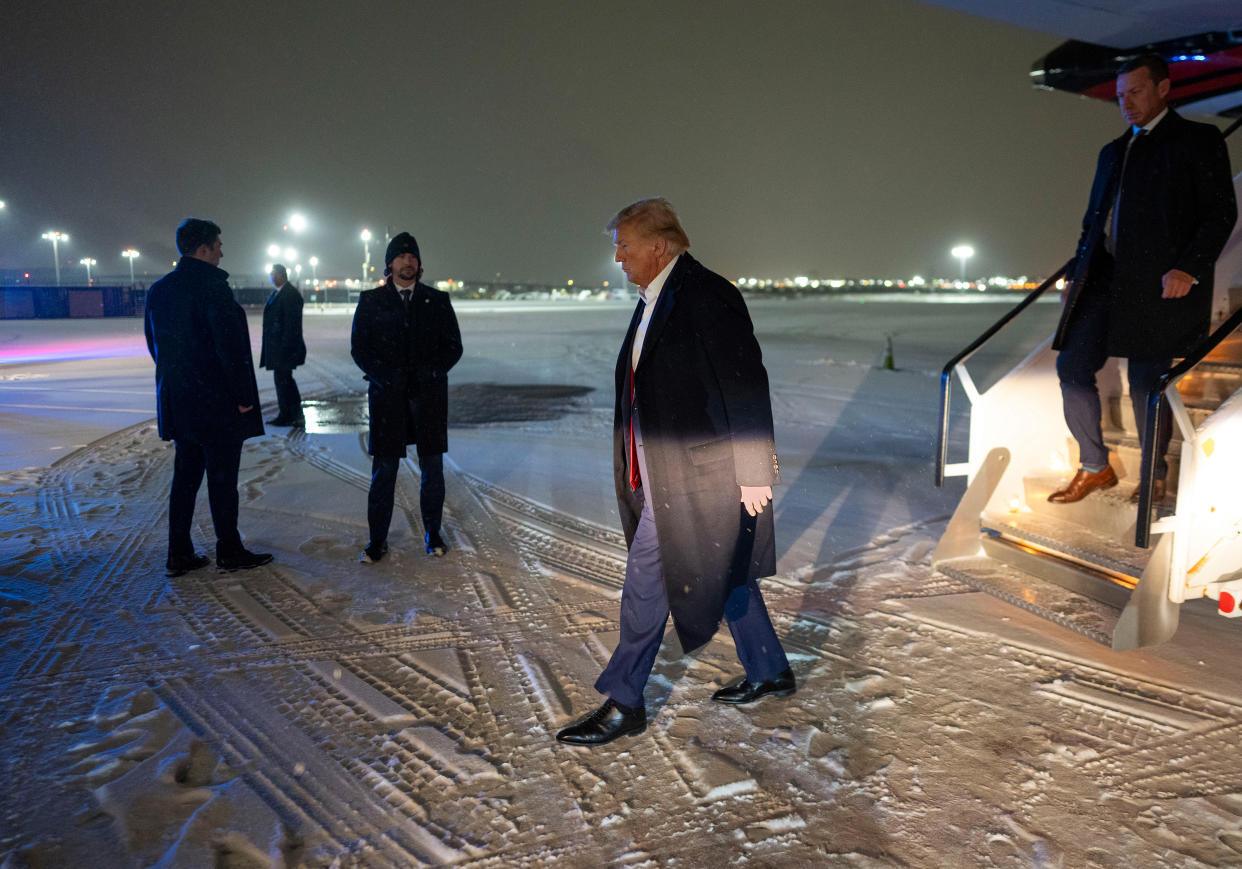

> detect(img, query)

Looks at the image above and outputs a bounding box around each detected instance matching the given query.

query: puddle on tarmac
[301,383,594,433]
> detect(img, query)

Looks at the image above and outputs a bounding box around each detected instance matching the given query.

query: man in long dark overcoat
[1048,54,1236,504]
[350,232,462,563]
[144,218,272,575]
[259,263,306,426]
[557,198,793,747]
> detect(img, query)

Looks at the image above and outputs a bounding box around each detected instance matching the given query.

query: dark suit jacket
[144,257,264,444]
[1055,108,1236,360]
[614,253,780,654]
[259,281,306,371]
[351,279,463,457]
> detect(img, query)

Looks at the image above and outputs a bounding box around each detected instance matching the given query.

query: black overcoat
[259,282,306,371]
[351,279,462,457]
[1054,109,1236,360]
[614,254,780,654]
[144,257,265,444]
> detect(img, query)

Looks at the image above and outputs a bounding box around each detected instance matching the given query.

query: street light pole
[80,257,97,285]
[41,231,69,286]
[122,248,139,286]
[309,255,319,286]
[360,229,372,285]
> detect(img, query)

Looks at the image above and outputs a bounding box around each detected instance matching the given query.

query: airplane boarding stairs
[934,301,1242,651]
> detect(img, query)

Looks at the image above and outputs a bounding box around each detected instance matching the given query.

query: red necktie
[628,364,641,491]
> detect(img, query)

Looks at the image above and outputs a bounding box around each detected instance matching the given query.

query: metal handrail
[935,260,1073,485]
[1135,305,1242,546]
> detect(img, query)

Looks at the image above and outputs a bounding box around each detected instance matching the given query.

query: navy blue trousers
[594,421,789,709]
[367,452,445,547]
[169,439,243,556]
[1056,280,1172,477]
[272,368,302,420]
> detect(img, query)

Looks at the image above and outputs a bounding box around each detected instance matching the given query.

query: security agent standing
[1048,53,1236,504]
[351,232,462,563]
[260,263,306,427]
[557,198,793,747]
[144,218,273,575]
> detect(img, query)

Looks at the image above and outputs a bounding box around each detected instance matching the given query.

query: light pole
[360,229,372,284]
[951,244,975,282]
[309,255,319,286]
[41,231,69,286]
[80,257,97,285]
[121,248,139,286]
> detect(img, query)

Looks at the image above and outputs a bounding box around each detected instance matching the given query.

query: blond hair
[606,197,691,255]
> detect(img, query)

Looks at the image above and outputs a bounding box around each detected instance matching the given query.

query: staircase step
[1097,436,1181,493]
[1106,396,1212,435]
[1172,368,1242,407]
[981,510,1151,579]
[1023,474,1141,539]
[936,556,1122,646]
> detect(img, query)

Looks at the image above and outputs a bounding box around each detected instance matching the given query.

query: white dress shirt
[631,254,680,370]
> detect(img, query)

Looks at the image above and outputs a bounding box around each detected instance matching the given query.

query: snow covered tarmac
[3,298,1242,866]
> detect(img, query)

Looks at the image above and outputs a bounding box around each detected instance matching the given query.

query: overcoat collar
[633,253,692,372]
[176,255,229,281]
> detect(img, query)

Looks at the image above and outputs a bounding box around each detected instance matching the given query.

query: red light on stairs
[1221,591,1237,615]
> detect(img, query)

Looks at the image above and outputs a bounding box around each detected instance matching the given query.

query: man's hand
[1161,269,1195,299]
[238,405,253,413]
[740,485,773,517]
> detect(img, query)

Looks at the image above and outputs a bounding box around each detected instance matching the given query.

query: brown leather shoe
[1047,466,1118,503]
[1129,479,1167,503]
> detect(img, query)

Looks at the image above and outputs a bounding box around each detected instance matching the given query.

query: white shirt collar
[394,280,416,292]
[1135,106,1169,135]
[639,254,679,307]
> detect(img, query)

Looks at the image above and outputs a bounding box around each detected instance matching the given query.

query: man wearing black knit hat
[351,232,463,563]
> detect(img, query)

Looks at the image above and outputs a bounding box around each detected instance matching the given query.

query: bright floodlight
[360,228,372,242]
[0,200,6,210]
[951,244,975,281]
[288,212,308,233]
[283,247,297,263]
[80,257,97,285]
[266,243,282,258]
[309,255,319,267]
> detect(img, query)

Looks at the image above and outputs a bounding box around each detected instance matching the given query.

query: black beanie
[385,232,420,268]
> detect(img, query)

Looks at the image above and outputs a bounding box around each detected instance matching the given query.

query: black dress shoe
[556,698,646,746]
[425,530,447,557]
[165,552,210,577]
[711,667,796,704]
[216,548,274,572]
[360,542,388,564]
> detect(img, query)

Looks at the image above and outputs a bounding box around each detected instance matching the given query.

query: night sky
[2,0,1239,286]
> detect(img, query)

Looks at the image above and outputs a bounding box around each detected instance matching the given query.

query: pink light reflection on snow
[0,335,148,365]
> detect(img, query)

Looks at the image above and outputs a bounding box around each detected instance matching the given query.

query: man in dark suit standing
[351,232,462,563]
[260,263,306,427]
[144,218,273,575]
[1049,54,1236,504]
[557,198,793,747]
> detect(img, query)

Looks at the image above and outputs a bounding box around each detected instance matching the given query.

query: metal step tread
[936,556,1120,646]
[981,510,1150,580]
[1102,429,1185,454]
